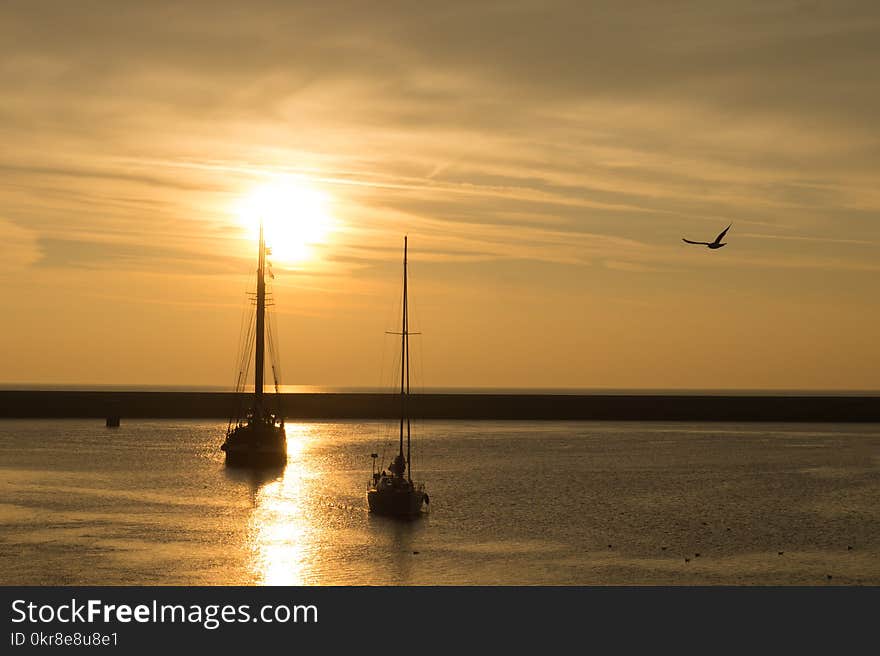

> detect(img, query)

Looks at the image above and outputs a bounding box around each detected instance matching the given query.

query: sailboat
[220,220,287,467]
[367,236,429,518]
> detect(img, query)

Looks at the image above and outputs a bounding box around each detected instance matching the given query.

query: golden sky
[1,1,878,389]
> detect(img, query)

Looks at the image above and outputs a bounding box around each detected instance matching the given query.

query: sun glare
[237,178,333,264]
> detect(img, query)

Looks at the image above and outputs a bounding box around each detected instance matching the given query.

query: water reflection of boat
[221,220,286,467]
[235,424,315,585]
[223,463,285,502]
[368,512,428,583]
[367,237,429,518]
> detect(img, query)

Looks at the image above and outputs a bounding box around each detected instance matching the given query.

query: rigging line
[414,323,425,398]
[375,251,410,466]
[406,258,427,397]
[235,310,253,383]
[237,313,257,422]
[376,285,400,450]
[235,308,256,396]
[405,247,427,473]
[228,316,248,429]
[230,273,254,400]
[233,275,256,385]
[376,321,389,449]
[274,333,282,386]
[230,263,259,427]
[233,270,251,349]
[376,337,399,467]
[267,321,278,390]
[228,281,256,431]
[233,270,257,375]
[266,311,276,375]
[226,344,251,432]
[238,335,252,393]
[243,315,256,386]
[229,316,251,428]
[266,308,284,419]
[231,332,250,424]
[269,304,284,385]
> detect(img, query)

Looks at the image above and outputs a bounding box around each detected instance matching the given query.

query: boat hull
[221,425,287,468]
[367,487,425,518]
[223,446,287,468]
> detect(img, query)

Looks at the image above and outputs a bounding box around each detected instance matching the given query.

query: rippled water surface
[1,420,877,585]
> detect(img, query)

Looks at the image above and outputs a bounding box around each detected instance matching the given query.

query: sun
[236,177,333,264]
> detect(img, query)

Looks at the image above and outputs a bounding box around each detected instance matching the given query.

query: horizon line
[1,384,878,397]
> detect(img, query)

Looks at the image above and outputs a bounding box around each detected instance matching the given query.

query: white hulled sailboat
[367,236,429,517]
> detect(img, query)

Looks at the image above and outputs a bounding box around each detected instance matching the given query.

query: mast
[254,219,266,416]
[405,237,411,483]
[398,236,407,475]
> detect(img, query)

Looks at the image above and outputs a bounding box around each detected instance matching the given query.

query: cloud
[1,1,878,389]
[1,0,879,276]
[33,237,244,275]
[740,232,876,246]
[0,220,41,271]
[603,260,673,274]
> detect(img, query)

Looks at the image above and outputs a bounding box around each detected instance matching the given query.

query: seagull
[683,224,731,249]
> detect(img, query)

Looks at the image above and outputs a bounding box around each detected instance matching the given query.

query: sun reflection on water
[246,423,319,585]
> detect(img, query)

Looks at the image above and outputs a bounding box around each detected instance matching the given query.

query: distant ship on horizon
[220,220,287,468]
[367,236,429,518]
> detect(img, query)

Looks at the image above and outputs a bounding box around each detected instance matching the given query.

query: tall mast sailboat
[221,220,287,467]
[367,236,429,517]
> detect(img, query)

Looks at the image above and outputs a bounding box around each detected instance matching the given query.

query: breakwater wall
[1,391,878,422]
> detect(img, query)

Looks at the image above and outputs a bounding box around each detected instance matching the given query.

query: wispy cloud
[2,1,879,387]
[740,232,876,246]
[0,219,41,271]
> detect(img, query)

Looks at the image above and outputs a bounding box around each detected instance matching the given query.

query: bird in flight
[683,224,731,249]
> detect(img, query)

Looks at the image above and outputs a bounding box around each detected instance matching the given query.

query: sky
[1,0,878,390]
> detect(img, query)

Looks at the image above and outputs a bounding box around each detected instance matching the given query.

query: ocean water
[0,419,877,585]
